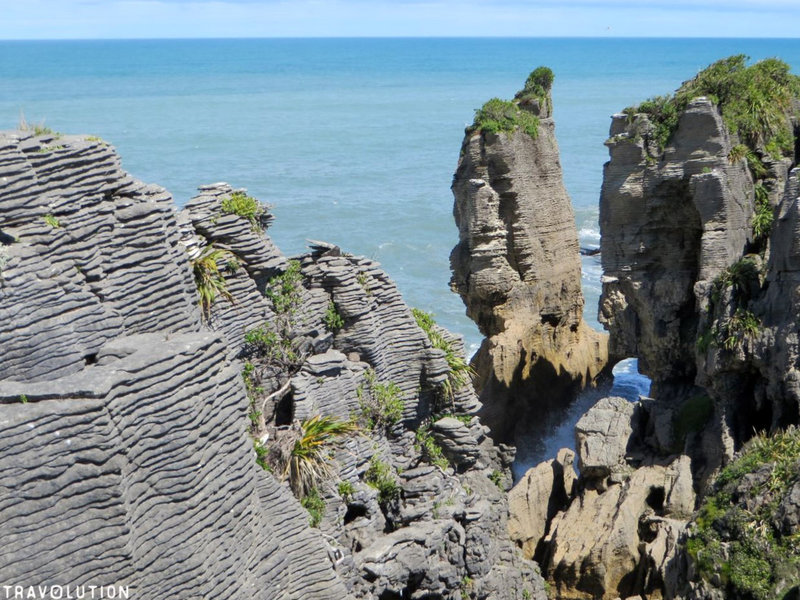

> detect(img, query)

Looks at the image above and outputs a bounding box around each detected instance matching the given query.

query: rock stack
[451,68,608,442]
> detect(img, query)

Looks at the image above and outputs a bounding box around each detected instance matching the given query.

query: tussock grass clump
[283,415,357,496]
[191,244,234,319]
[752,183,773,241]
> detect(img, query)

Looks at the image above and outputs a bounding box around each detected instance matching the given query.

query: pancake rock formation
[451,67,608,442]
[509,56,800,600]
[0,129,545,599]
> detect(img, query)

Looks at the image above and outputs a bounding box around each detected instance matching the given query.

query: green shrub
[628,95,680,150]
[627,55,800,154]
[412,308,475,402]
[364,455,400,504]
[414,425,450,470]
[301,487,326,528]
[324,301,345,332]
[43,214,61,229]
[243,323,299,365]
[472,98,539,138]
[191,244,234,319]
[489,469,504,490]
[753,183,773,240]
[357,369,404,430]
[685,427,800,599]
[19,394,28,404]
[337,480,355,501]
[265,260,303,314]
[220,191,266,232]
[516,66,555,110]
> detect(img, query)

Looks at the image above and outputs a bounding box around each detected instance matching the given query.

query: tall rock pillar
[451,68,608,441]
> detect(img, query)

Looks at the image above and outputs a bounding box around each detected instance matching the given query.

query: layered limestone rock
[186,185,545,600]
[0,130,544,600]
[515,57,800,600]
[451,69,608,441]
[0,130,350,600]
[599,97,754,387]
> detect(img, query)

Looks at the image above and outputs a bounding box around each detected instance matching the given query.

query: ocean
[3,38,799,469]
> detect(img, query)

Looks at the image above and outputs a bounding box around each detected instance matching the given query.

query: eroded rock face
[0,130,545,600]
[508,448,576,560]
[451,76,608,441]
[600,98,753,386]
[0,131,349,599]
[532,68,800,600]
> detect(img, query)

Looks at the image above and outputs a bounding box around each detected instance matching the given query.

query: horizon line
[2,35,800,42]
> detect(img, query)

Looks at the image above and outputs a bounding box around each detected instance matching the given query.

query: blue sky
[1,0,798,39]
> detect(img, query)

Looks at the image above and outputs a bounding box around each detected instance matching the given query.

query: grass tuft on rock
[412,308,475,402]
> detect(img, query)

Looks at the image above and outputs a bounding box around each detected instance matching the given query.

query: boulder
[575,396,635,479]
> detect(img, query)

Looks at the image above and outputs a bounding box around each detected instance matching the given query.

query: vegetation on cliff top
[516,66,555,111]
[469,66,554,139]
[626,55,800,156]
[685,426,800,599]
[220,191,266,232]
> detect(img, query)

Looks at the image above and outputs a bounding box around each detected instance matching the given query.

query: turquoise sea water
[3,38,799,466]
